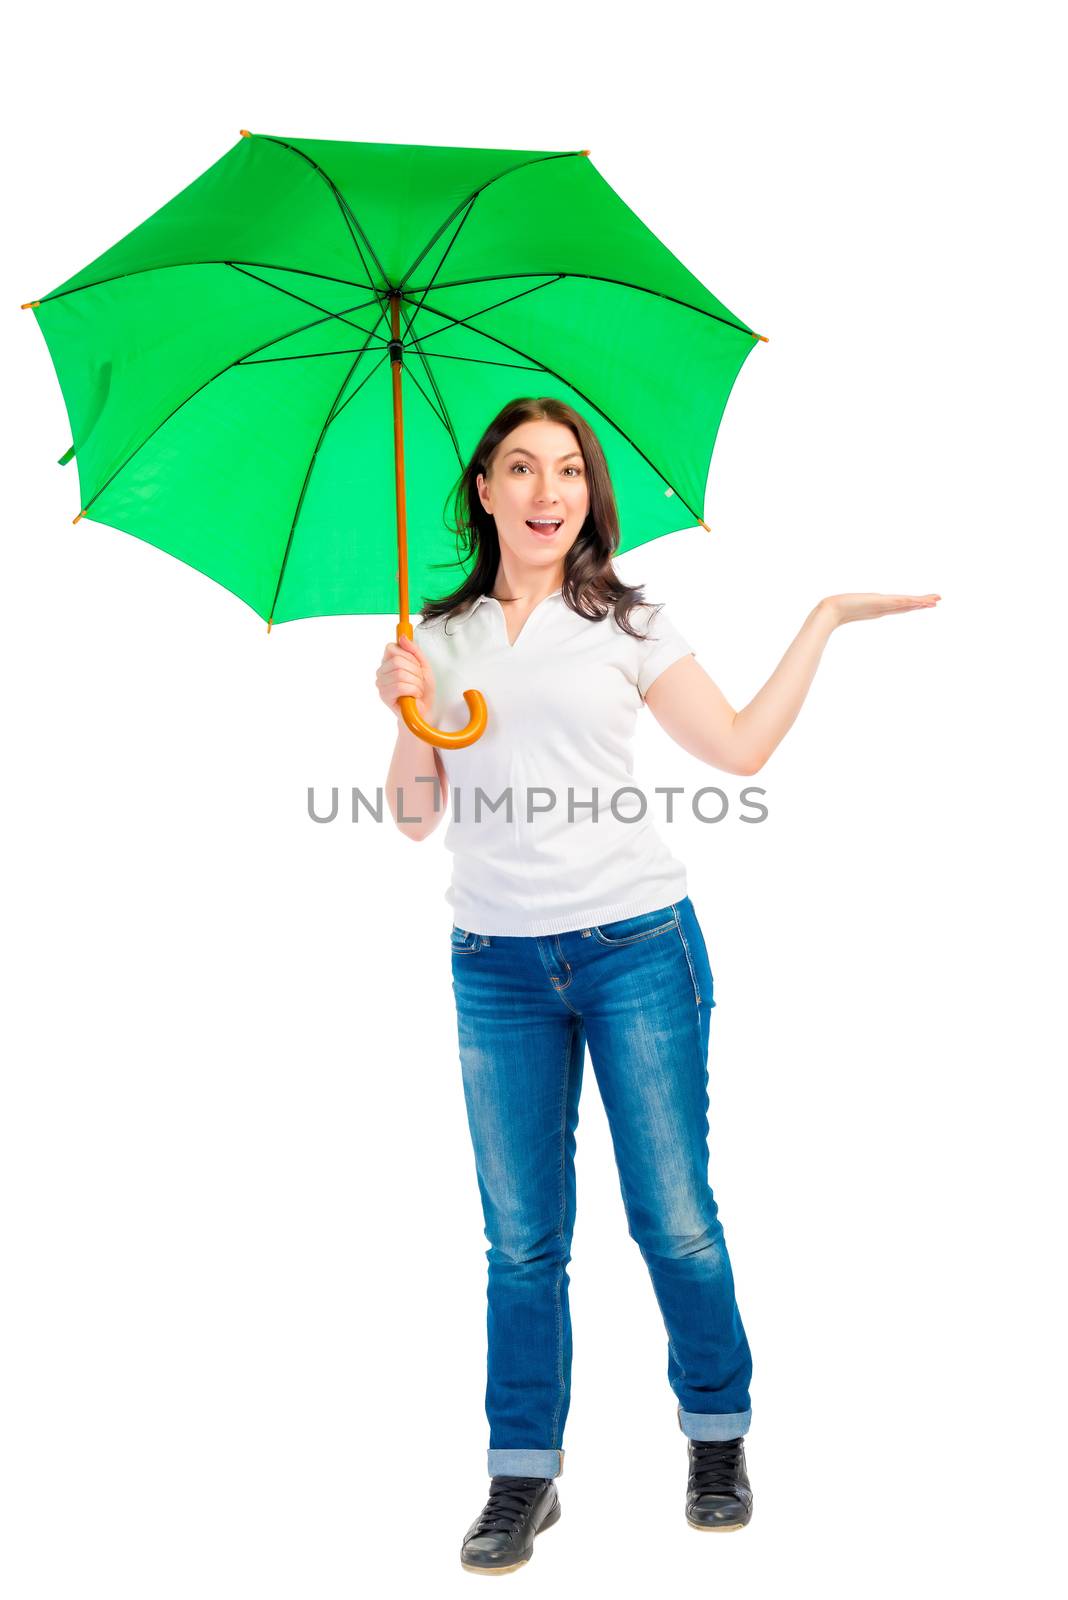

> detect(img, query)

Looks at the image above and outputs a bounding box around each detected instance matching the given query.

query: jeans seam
[535,937,583,1016]
[672,904,701,1005]
[550,1019,575,1450]
[591,920,675,947]
[615,1149,690,1386]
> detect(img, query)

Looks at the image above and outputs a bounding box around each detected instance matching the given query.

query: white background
[2,3,1064,1595]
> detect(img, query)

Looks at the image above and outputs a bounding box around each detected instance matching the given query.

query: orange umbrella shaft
[389,293,412,641]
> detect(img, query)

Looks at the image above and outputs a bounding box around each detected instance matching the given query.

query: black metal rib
[325,338,545,430]
[401,194,476,333]
[28,259,380,308]
[394,306,462,460]
[394,357,450,436]
[388,201,482,472]
[404,271,757,340]
[227,263,389,349]
[268,328,390,623]
[241,346,392,366]
[398,149,585,289]
[72,293,389,520]
[393,274,566,357]
[240,347,544,375]
[256,134,388,294]
[310,344,395,431]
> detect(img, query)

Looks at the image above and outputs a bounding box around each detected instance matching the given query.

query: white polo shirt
[414,587,696,936]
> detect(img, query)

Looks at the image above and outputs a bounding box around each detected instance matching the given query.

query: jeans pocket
[450,925,483,955]
[590,904,677,947]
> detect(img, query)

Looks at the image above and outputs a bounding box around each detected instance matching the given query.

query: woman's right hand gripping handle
[378,636,448,840]
[376,636,437,726]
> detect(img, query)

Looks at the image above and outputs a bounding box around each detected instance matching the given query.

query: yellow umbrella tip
[240,129,252,138]
[73,509,87,524]
[21,300,40,309]
[699,519,711,532]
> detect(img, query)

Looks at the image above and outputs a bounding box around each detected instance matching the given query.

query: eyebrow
[504,447,584,462]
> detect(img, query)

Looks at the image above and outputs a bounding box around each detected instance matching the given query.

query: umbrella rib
[395,318,461,462]
[327,344,545,429]
[269,327,391,626]
[404,271,760,340]
[254,138,406,400]
[330,201,477,461]
[397,149,585,289]
[395,292,709,525]
[72,290,389,521]
[28,259,380,307]
[395,358,450,437]
[256,134,390,297]
[242,346,544,373]
[326,287,514,446]
[396,275,566,355]
[400,194,477,338]
[227,263,390,349]
[389,202,482,471]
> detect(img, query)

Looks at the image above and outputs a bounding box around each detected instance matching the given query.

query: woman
[376,397,939,1574]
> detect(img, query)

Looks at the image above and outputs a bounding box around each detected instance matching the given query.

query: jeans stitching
[591,917,675,947]
[610,1112,690,1395]
[535,937,583,1016]
[672,904,701,1005]
[550,1019,576,1450]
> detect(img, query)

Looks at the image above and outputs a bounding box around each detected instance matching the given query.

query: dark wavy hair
[418,396,662,641]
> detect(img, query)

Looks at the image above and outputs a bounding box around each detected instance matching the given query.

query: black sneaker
[460,1474,561,1573]
[685,1436,753,1530]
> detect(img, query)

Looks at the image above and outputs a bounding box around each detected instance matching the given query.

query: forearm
[731,599,838,772]
[385,720,446,840]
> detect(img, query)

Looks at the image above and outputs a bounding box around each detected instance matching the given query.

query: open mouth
[526,519,563,536]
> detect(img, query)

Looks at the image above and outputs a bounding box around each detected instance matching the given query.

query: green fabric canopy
[25,132,762,626]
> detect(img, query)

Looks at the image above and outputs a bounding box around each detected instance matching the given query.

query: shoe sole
[686,1514,751,1531]
[461,1500,561,1573]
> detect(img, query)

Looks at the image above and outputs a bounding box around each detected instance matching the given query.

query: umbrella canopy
[23,131,764,744]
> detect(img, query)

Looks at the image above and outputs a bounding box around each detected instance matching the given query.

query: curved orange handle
[395,618,487,748]
[397,690,487,749]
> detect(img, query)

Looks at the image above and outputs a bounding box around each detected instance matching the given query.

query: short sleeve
[635,605,695,700]
[412,613,444,666]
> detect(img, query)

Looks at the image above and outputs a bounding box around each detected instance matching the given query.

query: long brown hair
[418,397,662,641]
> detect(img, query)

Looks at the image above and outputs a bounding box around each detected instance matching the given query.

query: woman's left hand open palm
[823,592,941,625]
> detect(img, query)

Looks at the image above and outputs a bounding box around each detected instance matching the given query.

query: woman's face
[476,418,589,578]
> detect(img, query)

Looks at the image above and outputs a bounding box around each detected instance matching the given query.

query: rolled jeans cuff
[487,1447,565,1478]
[677,1404,751,1440]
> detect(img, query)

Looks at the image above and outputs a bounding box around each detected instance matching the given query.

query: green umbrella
[22,130,764,748]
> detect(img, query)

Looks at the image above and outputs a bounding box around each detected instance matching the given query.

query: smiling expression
[476,418,590,577]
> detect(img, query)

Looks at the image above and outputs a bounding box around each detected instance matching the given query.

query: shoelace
[689,1438,743,1496]
[473,1475,548,1534]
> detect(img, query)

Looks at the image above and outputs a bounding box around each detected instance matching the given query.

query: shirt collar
[448,586,563,628]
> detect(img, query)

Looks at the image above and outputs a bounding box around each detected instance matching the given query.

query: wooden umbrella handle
[396,687,488,749]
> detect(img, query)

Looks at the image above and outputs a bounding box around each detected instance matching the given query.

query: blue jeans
[450,896,753,1480]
